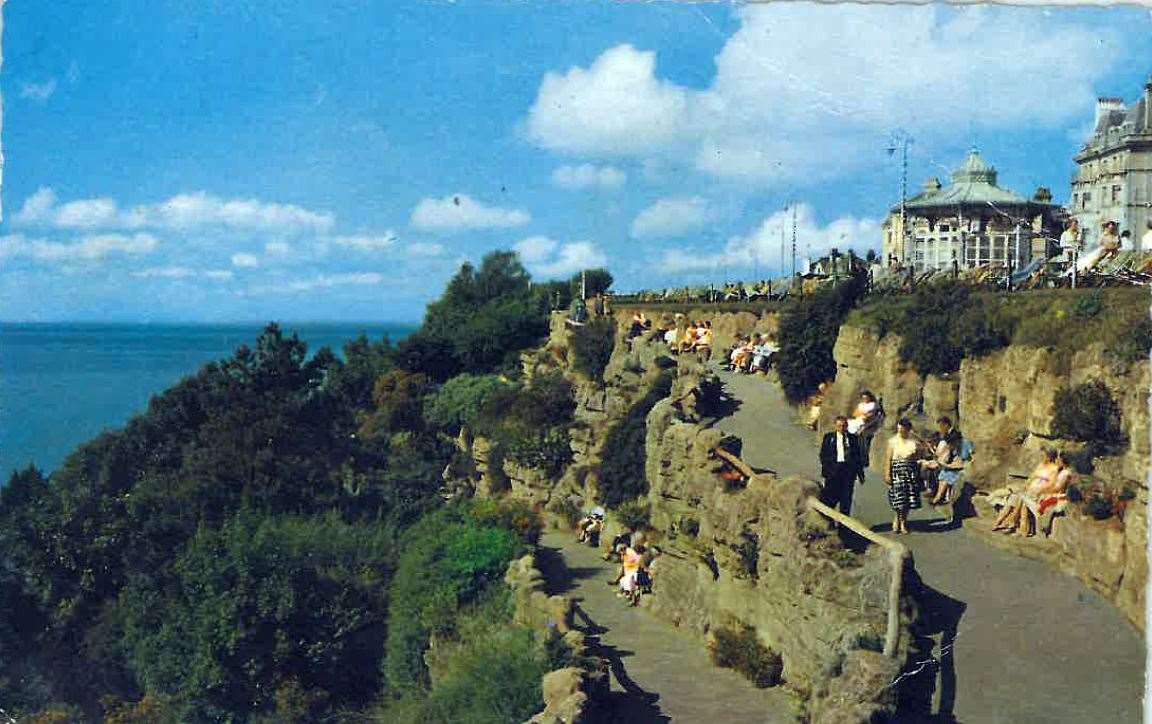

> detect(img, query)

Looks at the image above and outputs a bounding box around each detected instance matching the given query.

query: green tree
[569,267,613,298]
[117,513,394,721]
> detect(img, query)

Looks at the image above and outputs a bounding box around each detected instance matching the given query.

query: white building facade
[1070,76,1152,249]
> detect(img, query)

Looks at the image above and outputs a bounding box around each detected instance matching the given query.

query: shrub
[116,513,394,721]
[896,283,973,375]
[1073,290,1104,320]
[424,374,509,434]
[382,502,528,694]
[850,631,885,653]
[1086,493,1114,521]
[614,499,651,532]
[733,531,760,579]
[1106,317,1152,364]
[709,624,783,688]
[777,275,867,403]
[1052,382,1124,445]
[597,373,674,508]
[569,318,617,381]
[474,373,576,481]
[679,516,701,538]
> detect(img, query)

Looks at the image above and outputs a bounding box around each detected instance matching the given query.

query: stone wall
[503,554,610,724]
[638,381,911,719]
[823,323,1149,629]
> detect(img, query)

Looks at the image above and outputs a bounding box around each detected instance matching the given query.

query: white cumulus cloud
[527,44,689,156]
[410,194,530,232]
[630,196,711,239]
[231,253,260,268]
[659,204,880,274]
[526,7,1120,186]
[13,188,334,233]
[514,236,607,279]
[0,232,160,264]
[551,164,626,190]
[248,272,386,295]
[326,232,398,251]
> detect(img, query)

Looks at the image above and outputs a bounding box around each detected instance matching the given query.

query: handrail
[709,445,909,659]
[808,498,910,658]
[711,447,757,480]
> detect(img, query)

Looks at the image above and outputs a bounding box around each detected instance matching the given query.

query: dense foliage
[777,274,867,403]
[708,624,783,688]
[850,286,1149,370]
[398,251,550,381]
[0,250,587,722]
[116,514,394,721]
[473,371,576,480]
[597,372,674,508]
[569,318,616,381]
[1052,381,1124,445]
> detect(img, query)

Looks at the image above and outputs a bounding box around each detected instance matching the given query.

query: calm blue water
[0,322,415,478]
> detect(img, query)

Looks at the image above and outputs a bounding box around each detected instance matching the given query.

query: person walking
[818,415,865,516]
[884,418,923,535]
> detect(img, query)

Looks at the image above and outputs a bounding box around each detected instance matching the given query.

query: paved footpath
[715,370,1145,723]
[538,529,805,722]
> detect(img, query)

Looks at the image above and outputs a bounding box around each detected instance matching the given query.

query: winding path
[537,530,804,722]
[715,370,1145,723]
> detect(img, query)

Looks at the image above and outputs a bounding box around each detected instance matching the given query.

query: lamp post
[886,132,913,266]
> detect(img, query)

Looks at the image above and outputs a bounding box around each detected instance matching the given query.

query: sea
[0,322,415,479]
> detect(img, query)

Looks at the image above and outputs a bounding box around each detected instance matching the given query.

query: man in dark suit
[819,415,865,516]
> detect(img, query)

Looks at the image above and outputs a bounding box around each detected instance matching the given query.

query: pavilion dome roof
[898,149,1046,212]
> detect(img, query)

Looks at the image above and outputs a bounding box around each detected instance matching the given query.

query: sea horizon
[0,321,417,478]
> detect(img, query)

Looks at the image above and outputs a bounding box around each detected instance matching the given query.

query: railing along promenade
[712,446,911,659]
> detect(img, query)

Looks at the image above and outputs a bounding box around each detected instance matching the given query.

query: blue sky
[2,1,1150,323]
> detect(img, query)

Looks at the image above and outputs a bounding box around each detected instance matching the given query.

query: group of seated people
[989,448,1074,537]
[659,316,713,359]
[726,333,779,374]
[573,515,659,606]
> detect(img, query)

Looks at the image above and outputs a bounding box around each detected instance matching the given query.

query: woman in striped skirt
[884,418,923,535]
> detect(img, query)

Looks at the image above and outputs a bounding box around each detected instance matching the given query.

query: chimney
[1095,96,1125,129]
[1146,75,1152,130]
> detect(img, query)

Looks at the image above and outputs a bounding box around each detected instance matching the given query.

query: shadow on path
[898,567,967,722]
[536,542,600,597]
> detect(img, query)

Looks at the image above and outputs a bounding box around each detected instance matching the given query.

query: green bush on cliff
[473,372,576,480]
[569,317,616,381]
[708,624,783,688]
[382,502,532,695]
[1052,381,1124,446]
[424,374,510,435]
[597,372,674,509]
[777,275,867,404]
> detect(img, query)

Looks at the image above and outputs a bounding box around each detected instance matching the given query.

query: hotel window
[1081,192,1091,209]
[1112,185,1122,203]
[939,224,950,232]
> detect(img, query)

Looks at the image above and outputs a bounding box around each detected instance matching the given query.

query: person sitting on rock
[922,416,970,505]
[994,450,1072,537]
[993,448,1058,535]
[576,511,604,547]
[806,382,829,431]
[846,391,879,436]
[619,544,646,606]
[750,334,779,374]
[733,334,759,373]
[693,321,713,361]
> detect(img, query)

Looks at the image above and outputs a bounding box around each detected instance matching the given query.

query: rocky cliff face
[466,313,913,720]
[638,377,910,719]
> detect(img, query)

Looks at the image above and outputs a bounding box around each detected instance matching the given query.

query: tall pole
[779,223,785,279]
[581,269,586,300]
[791,204,798,277]
[900,139,908,266]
